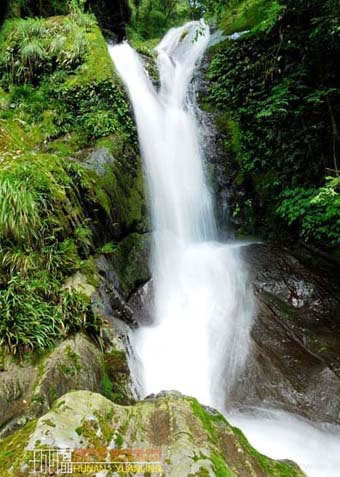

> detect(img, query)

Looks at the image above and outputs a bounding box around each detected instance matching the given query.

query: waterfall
[108,21,340,477]
[109,21,253,410]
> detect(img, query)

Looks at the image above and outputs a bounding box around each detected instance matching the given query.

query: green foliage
[209,0,277,35]
[208,0,340,245]
[251,0,284,33]
[0,151,109,286]
[0,15,92,85]
[0,175,42,245]
[101,371,114,401]
[99,241,116,254]
[277,177,340,245]
[0,273,100,354]
[128,0,190,40]
[50,78,136,141]
[0,15,143,354]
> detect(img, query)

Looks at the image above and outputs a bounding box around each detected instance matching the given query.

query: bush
[0,16,90,85]
[277,177,340,246]
[0,273,101,354]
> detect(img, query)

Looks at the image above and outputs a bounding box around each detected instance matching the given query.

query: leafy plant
[277,177,340,245]
[0,16,89,84]
[99,241,116,254]
[0,273,101,354]
[0,176,43,245]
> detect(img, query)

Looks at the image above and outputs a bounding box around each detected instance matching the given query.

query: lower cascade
[109,21,340,477]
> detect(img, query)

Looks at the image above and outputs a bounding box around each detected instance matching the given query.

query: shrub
[0,273,101,354]
[277,177,340,246]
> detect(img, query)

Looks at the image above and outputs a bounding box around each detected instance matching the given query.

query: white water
[229,409,340,477]
[109,22,253,409]
[108,22,340,477]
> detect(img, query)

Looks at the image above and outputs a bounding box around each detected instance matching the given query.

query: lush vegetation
[0,7,142,353]
[206,0,340,247]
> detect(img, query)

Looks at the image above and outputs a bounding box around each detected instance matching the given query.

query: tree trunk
[326,96,339,176]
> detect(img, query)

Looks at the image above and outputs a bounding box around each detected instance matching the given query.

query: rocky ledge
[0,390,304,477]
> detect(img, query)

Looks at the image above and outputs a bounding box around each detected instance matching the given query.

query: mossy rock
[0,390,304,476]
[0,330,135,437]
[111,232,151,299]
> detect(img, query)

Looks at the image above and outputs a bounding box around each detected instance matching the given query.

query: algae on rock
[0,390,304,477]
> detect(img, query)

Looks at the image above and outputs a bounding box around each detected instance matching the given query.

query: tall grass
[0,15,92,84]
[0,176,43,245]
[0,274,101,354]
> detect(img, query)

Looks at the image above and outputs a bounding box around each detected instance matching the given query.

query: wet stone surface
[233,242,340,424]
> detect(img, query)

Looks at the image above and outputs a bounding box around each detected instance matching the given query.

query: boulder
[0,390,304,476]
[0,332,135,437]
[233,242,340,424]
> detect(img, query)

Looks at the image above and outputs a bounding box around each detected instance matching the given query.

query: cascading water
[109,21,340,477]
[109,21,253,410]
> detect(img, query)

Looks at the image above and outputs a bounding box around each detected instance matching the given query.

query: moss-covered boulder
[0,331,135,437]
[111,232,151,299]
[0,390,304,476]
[0,352,37,432]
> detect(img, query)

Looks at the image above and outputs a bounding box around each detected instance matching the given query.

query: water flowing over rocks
[0,12,339,476]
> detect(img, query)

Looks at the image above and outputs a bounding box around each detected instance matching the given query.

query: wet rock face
[234,242,340,424]
[0,360,37,432]
[0,390,304,477]
[128,279,155,325]
[196,49,340,425]
[0,334,103,438]
[83,147,115,176]
[93,254,137,327]
[195,56,235,238]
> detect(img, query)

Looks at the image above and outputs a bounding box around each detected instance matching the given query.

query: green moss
[111,232,150,298]
[42,418,56,428]
[76,419,103,447]
[56,345,83,377]
[101,350,134,405]
[0,14,146,354]
[105,350,128,373]
[96,412,115,443]
[65,345,82,371]
[115,433,124,448]
[48,387,58,403]
[225,114,241,157]
[189,398,303,476]
[232,426,303,476]
[101,371,115,401]
[64,24,115,88]
[0,419,36,476]
[210,453,235,477]
[189,397,228,445]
